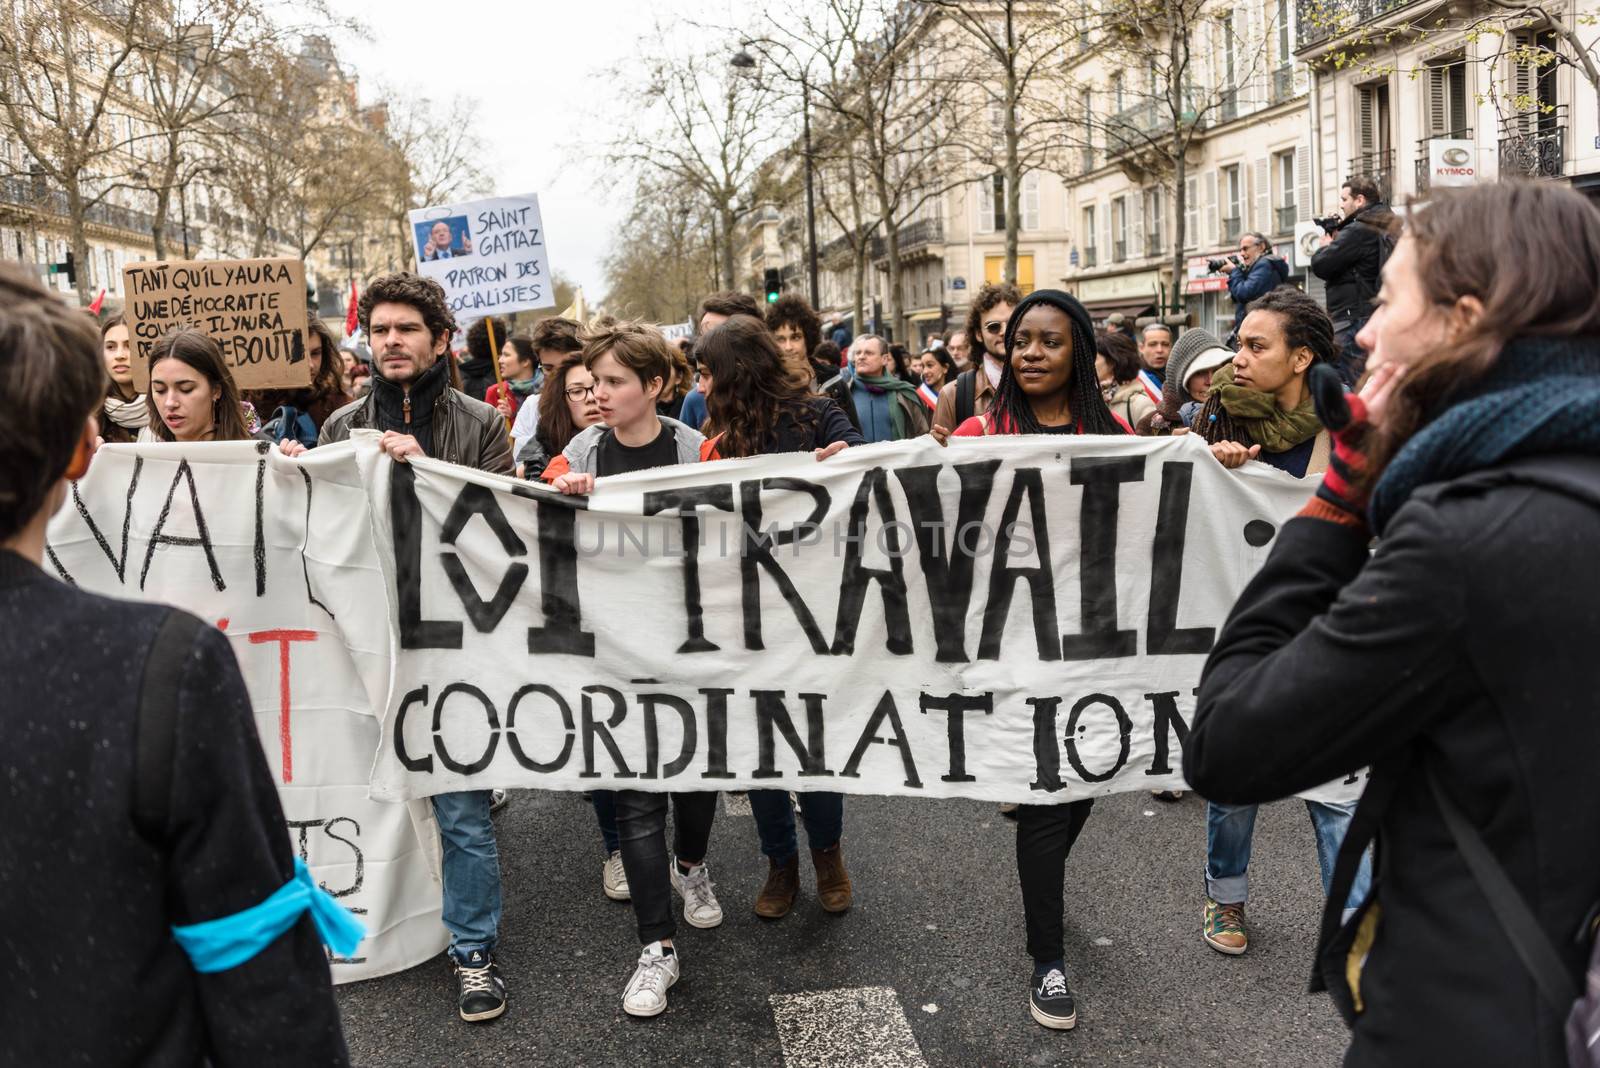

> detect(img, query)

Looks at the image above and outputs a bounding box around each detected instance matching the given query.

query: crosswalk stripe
[769,987,929,1068]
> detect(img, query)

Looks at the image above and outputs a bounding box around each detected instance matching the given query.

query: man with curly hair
[320,272,513,1024]
[930,282,1022,440]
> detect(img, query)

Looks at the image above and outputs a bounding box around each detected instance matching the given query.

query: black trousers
[1016,800,1095,963]
[614,790,718,945]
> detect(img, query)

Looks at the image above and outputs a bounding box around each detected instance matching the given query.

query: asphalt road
[335,789,1349,1067]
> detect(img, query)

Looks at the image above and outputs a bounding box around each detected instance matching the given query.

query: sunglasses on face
[983,321,1006,335]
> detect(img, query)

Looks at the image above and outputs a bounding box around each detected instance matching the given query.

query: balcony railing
[1275,204,1299,234]
[1500,107,1568,181]
[1112,239,1127,262]
[0,176,202,247]
[1081,246,1098,268]
[1271,65,1296,104]
[870,217,944,261]
[1219,88,1239,123]
[1413,129,1473,197]
[1346,151,1394,199]
[1297,0,1415,49]
[1106,87,1209,154]
[1080,146,1096,172]
[1145,236,1164,259]
[1221,215,1242,242]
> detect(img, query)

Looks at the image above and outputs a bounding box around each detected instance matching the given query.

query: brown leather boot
[812,843,853,913]
[754,854,800,919]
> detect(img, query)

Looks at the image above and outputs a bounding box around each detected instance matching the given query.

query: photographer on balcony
[1218,232,1288,342]
[1310,175,1397,385]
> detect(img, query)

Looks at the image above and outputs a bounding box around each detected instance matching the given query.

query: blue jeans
[1206,799,1372,917]
[750,790,844,863]
[592,789,620,855]
[432,790,501,963]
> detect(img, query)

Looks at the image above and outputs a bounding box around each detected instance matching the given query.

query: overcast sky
[331,0,732,300]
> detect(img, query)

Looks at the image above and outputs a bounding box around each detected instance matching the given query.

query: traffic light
[46,251,76,286]
[763,268,781,304]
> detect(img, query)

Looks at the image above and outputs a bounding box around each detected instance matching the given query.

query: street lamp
[731,44,820,311]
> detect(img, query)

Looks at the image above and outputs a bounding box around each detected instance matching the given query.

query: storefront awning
[1078,296,1157,322]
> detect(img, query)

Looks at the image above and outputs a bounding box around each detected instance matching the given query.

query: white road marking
[723,792,752,816]
[770,987,929,1068]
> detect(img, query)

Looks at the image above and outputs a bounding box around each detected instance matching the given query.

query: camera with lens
[1314,214,1342,234]
[1206,254,1241,273]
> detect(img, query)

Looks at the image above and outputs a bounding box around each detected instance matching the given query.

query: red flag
[345,280,359,336]
[88,288,105,315]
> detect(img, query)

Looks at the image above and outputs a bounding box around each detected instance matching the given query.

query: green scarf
[1207,363,1323,453]
[856,372,918,440]
[508,377,538,397]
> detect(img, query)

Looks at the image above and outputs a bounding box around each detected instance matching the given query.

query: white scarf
[103,393,149,430]
[983,354,1003,389]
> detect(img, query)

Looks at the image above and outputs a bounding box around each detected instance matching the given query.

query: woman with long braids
[1191,286,1332,476]
[1182,286,1373,962]
[1186,182,1600,1067]
[697,314,862,921]
[950,288,1128,438]
[944,290,1125,1032]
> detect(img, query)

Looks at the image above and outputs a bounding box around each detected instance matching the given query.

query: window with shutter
[1185,176,1199,249]
[1254,157,1271,234]
[1022,172,1040,231]
[978,176,995,234]
[1102,201,1113,261]
[1295,144,1313,222]
[1357,85,1376,154]
[1130,193,1144,256]
[1203,170,1219,247]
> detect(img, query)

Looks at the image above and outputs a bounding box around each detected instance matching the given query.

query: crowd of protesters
[6,181,1600,1067]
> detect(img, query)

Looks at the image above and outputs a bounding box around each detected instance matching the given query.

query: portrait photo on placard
[414,215,474,262]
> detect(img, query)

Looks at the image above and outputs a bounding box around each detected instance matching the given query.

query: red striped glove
[1300,364,1371,529]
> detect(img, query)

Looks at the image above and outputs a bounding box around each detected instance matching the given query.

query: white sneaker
[669,858,724,929]
[603,850,630,902]
[621,942,680,1018]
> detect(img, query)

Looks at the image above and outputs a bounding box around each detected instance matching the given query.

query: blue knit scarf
[1369,336,1600,534]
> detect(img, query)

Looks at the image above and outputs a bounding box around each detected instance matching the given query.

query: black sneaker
[453,950,506,1023]
[1029,966,1077,1030]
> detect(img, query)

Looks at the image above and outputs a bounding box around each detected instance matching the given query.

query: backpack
[1427,764,1600,1066]
[263,405,318,449]
[954,368,978,426]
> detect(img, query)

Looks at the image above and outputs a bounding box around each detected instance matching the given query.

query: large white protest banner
[46,442,448,983]
[353,432,1363,807]
[409,194,554,317]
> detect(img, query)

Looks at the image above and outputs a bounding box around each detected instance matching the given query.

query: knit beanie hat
[1159,327,1229,421]
[1002,289,1097,358]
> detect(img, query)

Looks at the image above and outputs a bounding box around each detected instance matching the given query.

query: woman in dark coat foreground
[1185,182,1600,1067]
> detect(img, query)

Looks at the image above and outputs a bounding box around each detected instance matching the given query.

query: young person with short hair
[545,322,722,1019]
[1136,322,1174,404]
[0,264,351,1064]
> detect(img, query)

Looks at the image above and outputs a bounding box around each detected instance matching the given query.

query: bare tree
[608,48,785,290]
[0,0,156,301]
[924,0,1074,285]
[747,0,975,341]
[603,172,721,322]
[130,0,268,259]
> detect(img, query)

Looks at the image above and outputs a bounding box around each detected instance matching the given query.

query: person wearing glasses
[517,352,601,481]
[930,281,1023,442]
[509,317,584,458]
[1217,232,1289,340]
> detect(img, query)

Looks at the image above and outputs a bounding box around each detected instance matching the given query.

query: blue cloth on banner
[171,857,366,973]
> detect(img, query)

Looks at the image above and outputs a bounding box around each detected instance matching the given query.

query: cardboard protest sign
[409,194,555,316]
[122,258,311,391]
[352,433,1365,807]
[46,441,448,983]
